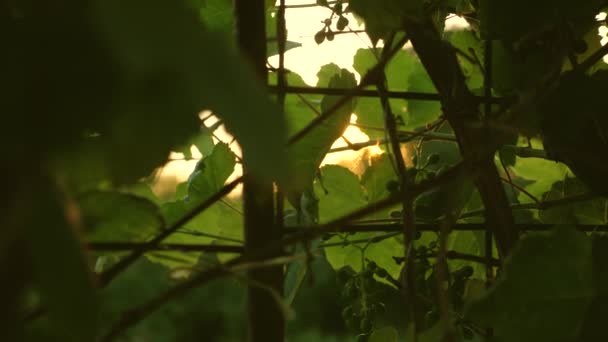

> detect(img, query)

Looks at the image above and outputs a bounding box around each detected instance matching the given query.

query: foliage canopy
[3,0,608,341]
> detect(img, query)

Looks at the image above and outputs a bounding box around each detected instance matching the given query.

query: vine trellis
[17,1,608,341]
[101,1,608,341]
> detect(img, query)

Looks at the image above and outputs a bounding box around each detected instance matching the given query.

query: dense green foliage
[3,0,608,341]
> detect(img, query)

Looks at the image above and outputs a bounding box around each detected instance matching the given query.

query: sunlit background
[153,2,608,198]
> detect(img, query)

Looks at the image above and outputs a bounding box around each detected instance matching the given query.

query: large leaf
[26,185,99,342]
[465,226,595,342]
[320,165,404,280]
[79,191,164,243]
[360,153,400,220]
[284,67,357,207]
[316,165,368,223]
[92,0,285,184]
[352,49,418,140]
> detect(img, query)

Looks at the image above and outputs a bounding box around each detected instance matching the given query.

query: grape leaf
[149,142,236,268]
[539,177,607,225]
[465,226,594,342]
[447,29,484,90]
[174,124,215,160]
[284,68,357,207]
[406,62,441,129]
[360,153,399,220]
[79,191,164,243]
[361,153,397,203]
[316,165,367,223]
[187,142,236,200]
[352,48,410,138]
[93,0,286,184]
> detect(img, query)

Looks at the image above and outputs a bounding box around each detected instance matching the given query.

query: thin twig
[376,33,421,335]
[268,85,504,103]
[87,242,243,253]
[459,192,597,219]
[500,177,540,204]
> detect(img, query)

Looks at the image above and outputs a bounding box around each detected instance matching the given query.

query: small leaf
[187,142,236,200]
[465,226,594,342]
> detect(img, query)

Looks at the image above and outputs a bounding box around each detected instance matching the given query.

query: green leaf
[198,0,234,34]
[539,176,607,225]
[447,29,484,90]
[414,171,474,222]
[406,62,441,128]
[215,199,244,263]
[352,48,424,139]
[145,143,236,268]
[284,68,357,207]
[316,165,367,222]
[79,191,164,243]
[187,142,237,200]
[368,326,398,342]
[447,231,485,279]
[316,63,343,88]
[360,153,400,220]
[324,232,403,282]
[93,0,286,184]
[320,164,404,280]
[465,226,595,342]
[361,153,397,203]
[267,40,303,57]
[152,200,223,268]
[174,124,215,160]
[27,185,98,342]
[511,157,568,199]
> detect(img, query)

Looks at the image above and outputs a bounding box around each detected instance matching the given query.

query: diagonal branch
[402,16,519,258]
[376,42,422,331]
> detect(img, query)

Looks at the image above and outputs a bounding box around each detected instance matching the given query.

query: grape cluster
[336,261,392,341]
[314,0,350,44]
